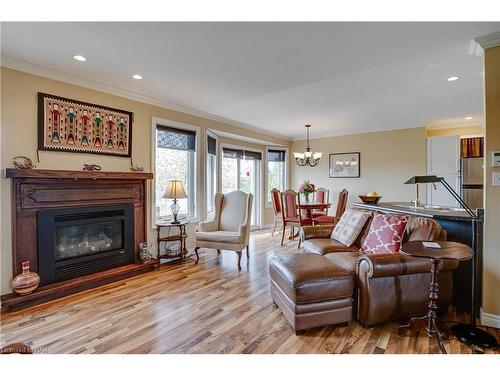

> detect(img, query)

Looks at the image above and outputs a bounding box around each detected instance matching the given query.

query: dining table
[287,202,333,240]
[299,202,332,218]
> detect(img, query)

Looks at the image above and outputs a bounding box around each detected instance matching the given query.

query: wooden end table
[398,241,473,354]
[156,221,188,263]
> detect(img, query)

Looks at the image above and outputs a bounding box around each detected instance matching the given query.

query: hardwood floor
[1,229,499,354]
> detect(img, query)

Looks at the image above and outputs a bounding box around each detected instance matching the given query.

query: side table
[156,221,188,263]
[398,241,473,354]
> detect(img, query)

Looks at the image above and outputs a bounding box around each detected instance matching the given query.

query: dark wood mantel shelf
[4,168,153,180]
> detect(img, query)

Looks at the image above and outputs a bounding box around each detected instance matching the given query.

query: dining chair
[280,189,312,247]
[270,188,283,237]
[312,189,348,225]
[310,187,330,218]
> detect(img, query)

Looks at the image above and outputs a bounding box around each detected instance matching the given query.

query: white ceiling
[1,22,499,140]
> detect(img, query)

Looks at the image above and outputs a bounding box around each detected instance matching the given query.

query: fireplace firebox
[38,204,135,285]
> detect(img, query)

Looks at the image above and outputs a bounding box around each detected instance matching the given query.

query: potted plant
[298,180,316,203]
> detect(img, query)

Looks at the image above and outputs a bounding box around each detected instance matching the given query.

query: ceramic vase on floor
[139,242,153,263]
[12,261,40,295]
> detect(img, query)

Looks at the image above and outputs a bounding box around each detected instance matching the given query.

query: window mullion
[237,158,241,191]
[190,151,195,218]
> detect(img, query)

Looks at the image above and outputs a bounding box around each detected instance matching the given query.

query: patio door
[221,146,261,228]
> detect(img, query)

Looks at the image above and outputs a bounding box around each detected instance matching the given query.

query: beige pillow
[331,209,371,246]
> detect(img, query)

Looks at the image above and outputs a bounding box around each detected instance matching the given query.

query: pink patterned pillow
[361,214,408,254]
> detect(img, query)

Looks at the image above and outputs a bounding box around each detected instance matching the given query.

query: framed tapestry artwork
[329,152,360,178]
[38,92,133,157]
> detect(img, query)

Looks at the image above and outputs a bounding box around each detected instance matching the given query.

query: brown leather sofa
[299,212,459,326]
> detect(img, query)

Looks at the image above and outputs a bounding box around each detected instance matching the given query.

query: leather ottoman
[269,253,354,333]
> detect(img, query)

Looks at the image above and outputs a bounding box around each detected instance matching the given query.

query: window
[206,133,217,217]
[267,148,287,205]
[221,147,262,227]
[155,124,197,221]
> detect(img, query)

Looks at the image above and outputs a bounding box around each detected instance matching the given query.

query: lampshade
[163,180,188,199]
[404,175,442,184]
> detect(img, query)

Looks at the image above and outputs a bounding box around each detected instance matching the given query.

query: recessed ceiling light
[73,55,86,62]
[465,116,473,120]
[132,74,143,80]
[447,76,459,82]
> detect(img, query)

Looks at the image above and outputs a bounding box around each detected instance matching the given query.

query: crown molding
[292,124,428,141]
[0,55,292,142]
[474,32,500,49]
[209,128,286,146]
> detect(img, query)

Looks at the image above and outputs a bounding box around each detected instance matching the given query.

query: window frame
[205,130,218,220]
[265,146,289,208]
[219,142,263,230]
[151,117,201,228]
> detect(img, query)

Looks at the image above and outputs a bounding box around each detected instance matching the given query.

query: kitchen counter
[352,201,474,222]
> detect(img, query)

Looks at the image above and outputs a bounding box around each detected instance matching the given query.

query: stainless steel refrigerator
[461,157,484,209]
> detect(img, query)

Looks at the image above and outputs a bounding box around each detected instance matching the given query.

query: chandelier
[294,124,322,167]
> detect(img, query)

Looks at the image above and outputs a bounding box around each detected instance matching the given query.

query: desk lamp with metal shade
[404,175,497,350]
[163,180,188,224]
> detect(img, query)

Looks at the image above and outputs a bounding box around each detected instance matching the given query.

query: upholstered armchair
[194,191,253,270]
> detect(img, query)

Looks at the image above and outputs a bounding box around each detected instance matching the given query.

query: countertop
[352,201,476,222]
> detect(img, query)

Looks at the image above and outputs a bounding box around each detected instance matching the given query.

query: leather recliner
[300,213,458,326]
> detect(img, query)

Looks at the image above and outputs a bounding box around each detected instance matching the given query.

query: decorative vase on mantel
[304,193,310,203]
[12,261,40,295]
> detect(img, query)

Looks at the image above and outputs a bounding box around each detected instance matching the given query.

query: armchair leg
[194,247,200,264]
[237,252,242,270]
[217,249,221,255]
[246,245,249,259]
[272,221,277,237]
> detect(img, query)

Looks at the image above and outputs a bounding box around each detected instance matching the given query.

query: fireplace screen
[55,220,124,261]
[38,204,135,285]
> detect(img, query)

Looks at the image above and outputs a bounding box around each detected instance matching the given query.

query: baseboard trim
[260,224,275,230]
[480,308,500,328]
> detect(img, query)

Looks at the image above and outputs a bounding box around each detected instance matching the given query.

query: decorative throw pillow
[361,214,408,254]
[331,209,371,246]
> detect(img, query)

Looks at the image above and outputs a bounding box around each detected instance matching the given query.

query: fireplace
[3,168,156,310]
[37,204,135,285]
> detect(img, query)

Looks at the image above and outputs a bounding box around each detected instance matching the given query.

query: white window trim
[151,117,201,229]
[219,142,263,230]
[205,130,218,220]
[265,146,289,208]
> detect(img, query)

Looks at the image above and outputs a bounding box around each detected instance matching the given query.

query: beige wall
[0,67,290,294]
[426,125,484,138]
[290,127,427,209]
[482,45,500,321]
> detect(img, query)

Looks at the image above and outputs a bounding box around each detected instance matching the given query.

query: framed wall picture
[329,152,360,178]
[38,92,133,157]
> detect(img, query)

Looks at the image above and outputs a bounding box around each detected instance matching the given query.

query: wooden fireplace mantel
[2,168,158,310]
[4,168,153,180]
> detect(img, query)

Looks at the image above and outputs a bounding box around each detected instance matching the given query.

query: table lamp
[163,180,188,224]
[404,175,497,350]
